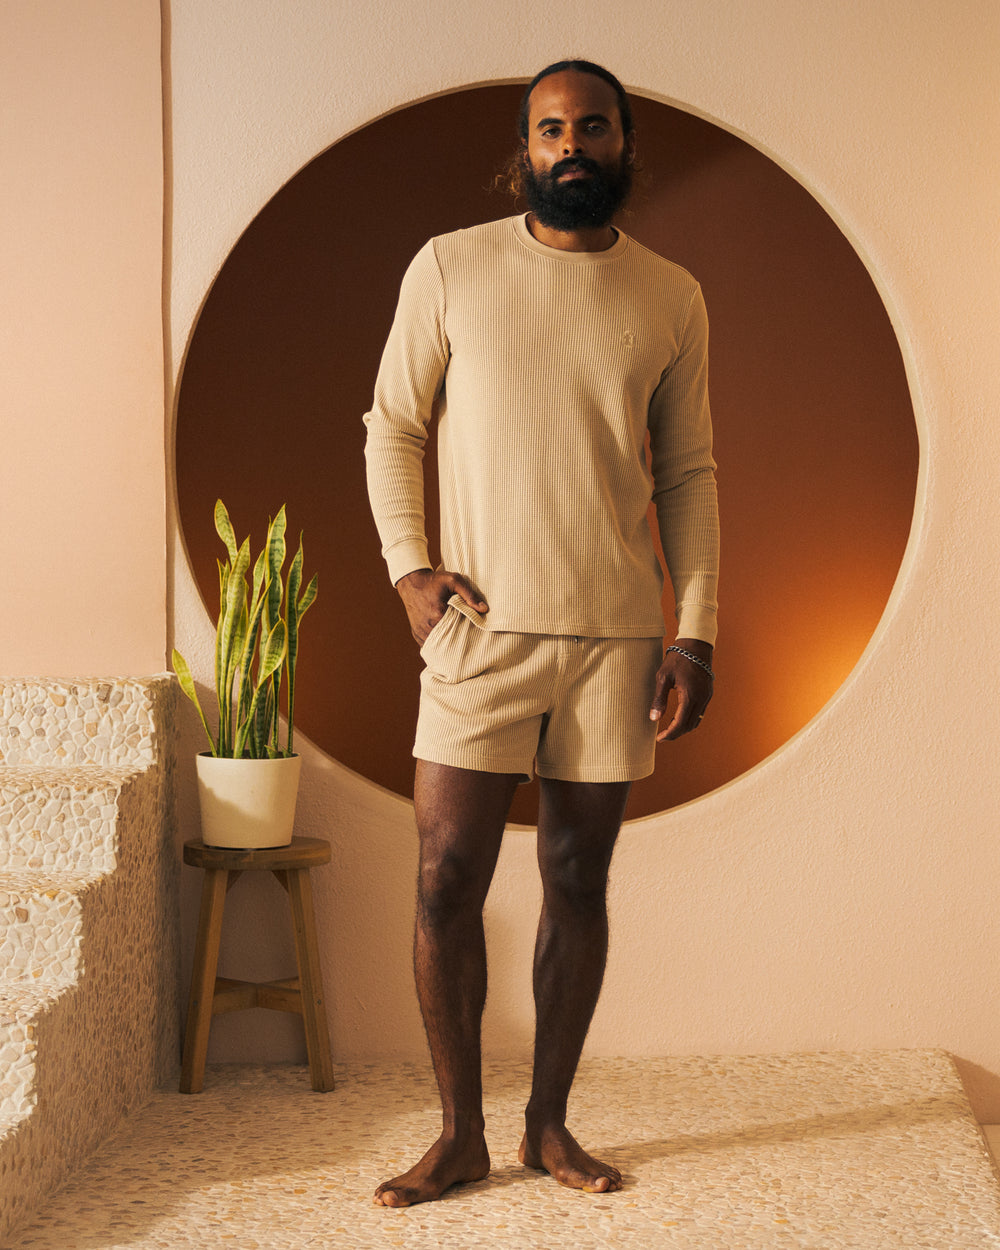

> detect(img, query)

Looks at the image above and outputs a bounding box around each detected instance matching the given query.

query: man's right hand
[395,568,489,645]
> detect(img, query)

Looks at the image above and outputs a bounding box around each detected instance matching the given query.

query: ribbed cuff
[675,603,718,646]
[385,539,432,586]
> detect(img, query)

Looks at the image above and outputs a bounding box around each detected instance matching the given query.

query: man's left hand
[649,638,714,741]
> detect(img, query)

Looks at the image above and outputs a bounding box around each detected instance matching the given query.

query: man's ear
[626,131,637,164]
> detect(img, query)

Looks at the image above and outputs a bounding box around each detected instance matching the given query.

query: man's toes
[585,1169,621,1192]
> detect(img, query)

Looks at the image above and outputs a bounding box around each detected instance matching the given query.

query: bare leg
[374,761,520,1207]
[519,778,630,1193]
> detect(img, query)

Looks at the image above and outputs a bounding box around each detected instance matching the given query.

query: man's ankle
[524,1101,568,1132]
[440,1114,487,1142]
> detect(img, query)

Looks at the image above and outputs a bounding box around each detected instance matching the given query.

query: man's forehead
[526,70,622,127]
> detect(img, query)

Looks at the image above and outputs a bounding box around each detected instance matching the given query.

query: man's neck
[525,212,618,253]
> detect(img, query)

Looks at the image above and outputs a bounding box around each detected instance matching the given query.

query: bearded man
[363,59,719,1206]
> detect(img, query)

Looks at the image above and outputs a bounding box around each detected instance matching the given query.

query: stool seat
[184,835,331,873]
[180,835,334,1094]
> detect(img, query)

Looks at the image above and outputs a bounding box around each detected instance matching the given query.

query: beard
[522,152,632,232]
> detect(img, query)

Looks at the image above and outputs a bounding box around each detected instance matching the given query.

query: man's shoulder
[621,232,701,293]
[398,217,519,303]
[427,215,520,261]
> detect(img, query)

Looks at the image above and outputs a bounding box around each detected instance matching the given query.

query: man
[363,59,719,1206]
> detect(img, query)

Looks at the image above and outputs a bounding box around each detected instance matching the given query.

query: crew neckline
[513,213,629,263]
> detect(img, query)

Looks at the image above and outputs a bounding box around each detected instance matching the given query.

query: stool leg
[180,867,229,1093]
[286,867,335,1091]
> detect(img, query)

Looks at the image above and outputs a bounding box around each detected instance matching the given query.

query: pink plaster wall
[0,1,165,676]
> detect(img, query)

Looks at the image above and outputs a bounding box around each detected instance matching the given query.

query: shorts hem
[535,760,655,784]
[413,746,532,782]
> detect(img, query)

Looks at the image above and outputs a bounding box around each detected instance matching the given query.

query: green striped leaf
[235,578,269,731]
[264,507,287,634]
[171,648,217,754]
[216,540,251,755]
[258,620,287,682]
[297,572,318,618]
[214,499,238,564]
[285,539,318,755]
[214,564,231,752]
[251,546,267,605]
[254,679,274,757]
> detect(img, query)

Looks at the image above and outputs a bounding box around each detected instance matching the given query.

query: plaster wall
[167,2,1000,1115]
[1,2,166,675]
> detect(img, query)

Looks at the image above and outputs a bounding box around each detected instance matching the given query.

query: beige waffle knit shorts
[413,596,663,783]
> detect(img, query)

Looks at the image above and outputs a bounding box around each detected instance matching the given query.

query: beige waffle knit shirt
[364,214,719,644]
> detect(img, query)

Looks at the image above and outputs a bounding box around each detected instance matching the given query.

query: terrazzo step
[0,678,169,769]
[0,675,177,1242]
[0,767,139,873]
[0,983,69,1138]
[0,871,104,988]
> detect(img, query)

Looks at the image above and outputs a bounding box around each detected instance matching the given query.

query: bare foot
[374,1133,491,1207]
[519,1124,622,1193]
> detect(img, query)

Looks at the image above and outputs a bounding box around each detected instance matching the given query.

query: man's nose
[562,126,586,154]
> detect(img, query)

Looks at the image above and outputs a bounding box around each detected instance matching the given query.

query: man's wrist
[394,567,433,591]
[667,641,715,682]
[674,636,713,663]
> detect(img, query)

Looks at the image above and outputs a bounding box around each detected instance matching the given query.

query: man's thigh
[413,761,521,905]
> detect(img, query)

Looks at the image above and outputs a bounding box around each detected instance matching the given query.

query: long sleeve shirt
[364,213,719,643]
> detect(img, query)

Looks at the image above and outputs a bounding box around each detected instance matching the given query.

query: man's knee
[540,839,613,915]
[417,840,491,927]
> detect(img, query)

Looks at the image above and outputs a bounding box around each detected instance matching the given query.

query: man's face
[522,69,635,231]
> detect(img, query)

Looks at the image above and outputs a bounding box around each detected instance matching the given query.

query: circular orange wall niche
[175,84,917,824]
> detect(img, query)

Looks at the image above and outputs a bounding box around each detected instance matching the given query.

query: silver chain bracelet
[665,645,715,681]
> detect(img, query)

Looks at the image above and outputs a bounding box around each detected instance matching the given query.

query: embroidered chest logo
[622,331,636,348]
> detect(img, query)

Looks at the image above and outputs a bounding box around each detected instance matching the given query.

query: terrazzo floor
[6,1051,1000,1249]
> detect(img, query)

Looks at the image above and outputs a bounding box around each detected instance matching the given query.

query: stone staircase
[0,678,178,1241]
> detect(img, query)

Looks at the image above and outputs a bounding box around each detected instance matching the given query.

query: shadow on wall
[175,84,917,825]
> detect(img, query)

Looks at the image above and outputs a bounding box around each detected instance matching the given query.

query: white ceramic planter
[195,753,302,848]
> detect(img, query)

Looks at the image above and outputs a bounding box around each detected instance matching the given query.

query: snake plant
[172,500,318,758]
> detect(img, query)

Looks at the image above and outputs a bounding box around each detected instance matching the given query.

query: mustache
[549,155,603,179]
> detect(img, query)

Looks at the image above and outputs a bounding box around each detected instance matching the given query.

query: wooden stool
[180,836,334,1094]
